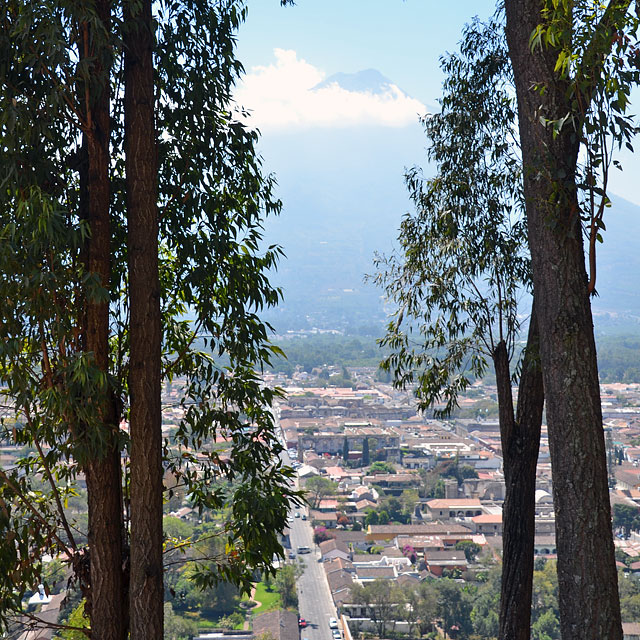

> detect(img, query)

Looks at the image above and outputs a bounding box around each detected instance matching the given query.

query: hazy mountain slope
[592,195,640,326]
[259,123,426,332]
[253,70,640,335]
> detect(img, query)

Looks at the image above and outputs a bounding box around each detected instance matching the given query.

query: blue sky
[237,1,497,106]
[234,0,640,207]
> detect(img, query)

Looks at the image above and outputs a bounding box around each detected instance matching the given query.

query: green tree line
[269,332,640,385]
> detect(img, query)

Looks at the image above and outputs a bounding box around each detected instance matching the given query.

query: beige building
[366,522,473,543]
[472,513,503,535]
[424,498,484,520]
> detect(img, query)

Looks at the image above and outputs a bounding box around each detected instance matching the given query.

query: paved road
[288,510,337,640]
[280,447,338,640]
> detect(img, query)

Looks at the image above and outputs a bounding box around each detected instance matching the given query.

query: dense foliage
[373,17,528,417]
[268,331,640,385]
[597,335,640,382]
[0,0,301,632]
[269,334,388,375]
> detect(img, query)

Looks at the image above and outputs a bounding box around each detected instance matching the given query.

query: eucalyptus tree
[374,19,543,640]
[504,1,639,637]
[123,0,163,637]
[0,1,300,637]
[0,3,124,637]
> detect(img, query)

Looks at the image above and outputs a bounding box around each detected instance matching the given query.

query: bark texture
[80,2,127,638]
[124,1,164,637]
[504,4,621,638]
[496,308,544,640]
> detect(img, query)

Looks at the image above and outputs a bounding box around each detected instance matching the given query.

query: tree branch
[0,468,71,555]
[12,610,90,638]
[577,0,633,108]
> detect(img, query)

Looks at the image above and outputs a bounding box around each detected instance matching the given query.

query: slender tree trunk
[504,4,622,638]
[495,306,544,640]
[80,2,127,639]
[124,1,164,637]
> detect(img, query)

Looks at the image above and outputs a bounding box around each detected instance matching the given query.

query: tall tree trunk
[80,2,127,639]
[504,4,622,638]
[124,0,164,637]
[495,306,544,640]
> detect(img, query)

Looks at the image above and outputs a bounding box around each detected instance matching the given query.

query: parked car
[332,630,341,640]
[301,514,307,520]
[298,619,308,628]
[329,618,338,629]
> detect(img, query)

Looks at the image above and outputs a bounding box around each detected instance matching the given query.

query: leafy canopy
[0,0,301,624]
[373,17,528,417]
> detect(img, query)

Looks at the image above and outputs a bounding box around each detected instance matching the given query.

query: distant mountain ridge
[590,194,640,333]
[313,69,405,95]
[259,123,425,333]
[256,69,640,336]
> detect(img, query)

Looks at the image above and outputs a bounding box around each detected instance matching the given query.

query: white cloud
[235,49,425,131]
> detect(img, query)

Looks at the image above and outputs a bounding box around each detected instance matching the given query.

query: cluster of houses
[314,522,483,607]
[267,379,640,640]
[10,374,640,639]
[274,382,559,625]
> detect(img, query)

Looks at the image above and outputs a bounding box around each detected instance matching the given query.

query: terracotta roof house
[318,498,340,512]
[355,565,397,582]
[326,568,355,595]
[424,550,468,577]
[310,510,338,527]
[324,557,355,574]
[424,498,484,520]
[253,610,299,640]
[333,587,354,609]
[325,466,351,481]
[332,529,369,551]
[319,538,350,561]
[393,535,447,553]
[366,523,473,543]
[354,498,377,512]
[471,513,503,536]
[616,467,640,491]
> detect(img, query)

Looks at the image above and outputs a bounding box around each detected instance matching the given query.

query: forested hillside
[270,333,640,384]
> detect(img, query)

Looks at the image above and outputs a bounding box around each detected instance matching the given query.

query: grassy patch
[246,582,281,614]
[197,618,216,629]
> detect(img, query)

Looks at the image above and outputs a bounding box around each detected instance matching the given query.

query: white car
[332,631,341,640]
[329,618,338,629]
